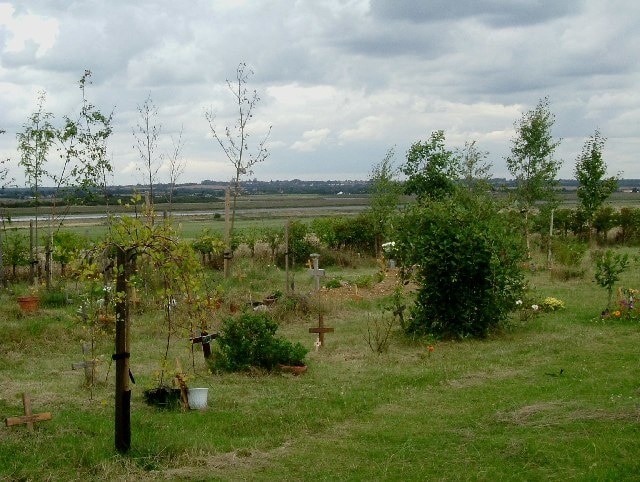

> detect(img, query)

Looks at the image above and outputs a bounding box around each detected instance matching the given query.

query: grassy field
[1,244,639,481]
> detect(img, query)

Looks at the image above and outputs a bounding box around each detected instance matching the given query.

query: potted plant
[277,340,309,375]
[17,284,40,313]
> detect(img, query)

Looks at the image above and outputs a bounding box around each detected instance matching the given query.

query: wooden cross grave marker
[308,253,326,292]
[72,343,98,385]
[309,314,334,348]
[191,331,218,359]
[5,393,52,432]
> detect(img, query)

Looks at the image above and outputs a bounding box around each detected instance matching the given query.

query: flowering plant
[541,297,565,311]
[600,287,640,321]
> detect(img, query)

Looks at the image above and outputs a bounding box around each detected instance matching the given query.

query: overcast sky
[1,0,639,186]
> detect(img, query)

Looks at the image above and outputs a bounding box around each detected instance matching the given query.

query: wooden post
[285,220,290,293]
[223,187,232,279]
[5,393,52,432]
[29,221,35,283]
[114,246,132,453]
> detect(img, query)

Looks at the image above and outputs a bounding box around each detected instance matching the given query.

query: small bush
[552,238,587,266]
[211,313,308,371]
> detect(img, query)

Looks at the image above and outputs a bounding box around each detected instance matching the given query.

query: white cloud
[0,3,59,57]
[291,129,331,152]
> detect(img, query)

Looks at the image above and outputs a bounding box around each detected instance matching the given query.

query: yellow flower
[613,310,621,317]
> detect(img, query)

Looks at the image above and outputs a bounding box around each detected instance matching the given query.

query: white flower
[531,304,539,311]
[516,300,523,306]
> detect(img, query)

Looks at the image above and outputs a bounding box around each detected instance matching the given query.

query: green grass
[1,251,639,480]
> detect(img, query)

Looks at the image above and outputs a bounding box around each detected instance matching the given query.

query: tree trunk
[114,246,132,453]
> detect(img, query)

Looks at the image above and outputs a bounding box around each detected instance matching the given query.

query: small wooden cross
[71,343,98,385]
[191,331,218,359]
[308,253,325,292]
[5,393,52,432]
[309,314,334,347]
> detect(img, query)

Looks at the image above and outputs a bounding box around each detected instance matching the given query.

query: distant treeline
[2,178,640,206]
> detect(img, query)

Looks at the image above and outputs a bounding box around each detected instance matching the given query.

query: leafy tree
[575,130,618,243]
[401,130,459,201]
[506,97,562,254]
[58,70,114,203]
[205,62,272,273]
[368,147,403,256]
[396,193,525,338]
[594,249,629,310]
[17,91,56,282]
[617,207,640,245]
[1,230,30,278]
[52,231,88,276]
[592,206,617,243]
[457,140,492,193]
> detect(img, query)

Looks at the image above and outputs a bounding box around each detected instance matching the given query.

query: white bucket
[187,388,209,409]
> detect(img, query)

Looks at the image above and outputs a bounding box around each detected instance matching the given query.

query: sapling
[594,249,629,310]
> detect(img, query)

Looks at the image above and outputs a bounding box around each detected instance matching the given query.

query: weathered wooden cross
[5,393,52,432]
[191,331,218,359]
[309,314,334,347]
[71,343,98,385]
[308,253,325,291]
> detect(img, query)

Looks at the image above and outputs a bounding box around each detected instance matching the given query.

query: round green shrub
[211,312,308,371]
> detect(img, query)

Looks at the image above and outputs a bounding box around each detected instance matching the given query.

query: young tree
[575,130,618,243]
[165,125,186,213]
[457,140,492,193]
[0,128,15,286]
[401,130,460,202]
[368,147,403,256]
[506,97,562,254]
[17,92,56,283]
[204,62,272,258]
[132,94,161,212]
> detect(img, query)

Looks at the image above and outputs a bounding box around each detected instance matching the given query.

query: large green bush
[211,312,308,371]
[396,195,525,338]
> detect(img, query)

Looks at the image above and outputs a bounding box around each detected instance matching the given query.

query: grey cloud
[369,0,581,27]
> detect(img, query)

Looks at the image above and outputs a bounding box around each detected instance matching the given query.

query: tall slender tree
[506,97,562,254]
[133,94,161,213]
[368,147,402,256]
[204,62,271,274]
[575,129,618,243]
[17,92,56,284]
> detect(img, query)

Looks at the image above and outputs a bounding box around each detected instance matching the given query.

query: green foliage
[552,238,587,267]
[397,195,525,338]
[1,230,30,276]
[211,312,308,371]
[312,214,378,257]
[506,97,562,252]
[367,147,402,254]
[616,207,640,244]
[592,205,617,242]
[594,249,630,310]
[506,97,562,208]
[52,231,88,273]
[401,130,459,201]
[575,130,618,238]
[286,220,315,266]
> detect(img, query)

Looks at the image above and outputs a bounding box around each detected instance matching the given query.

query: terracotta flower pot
[17,295,39,313]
